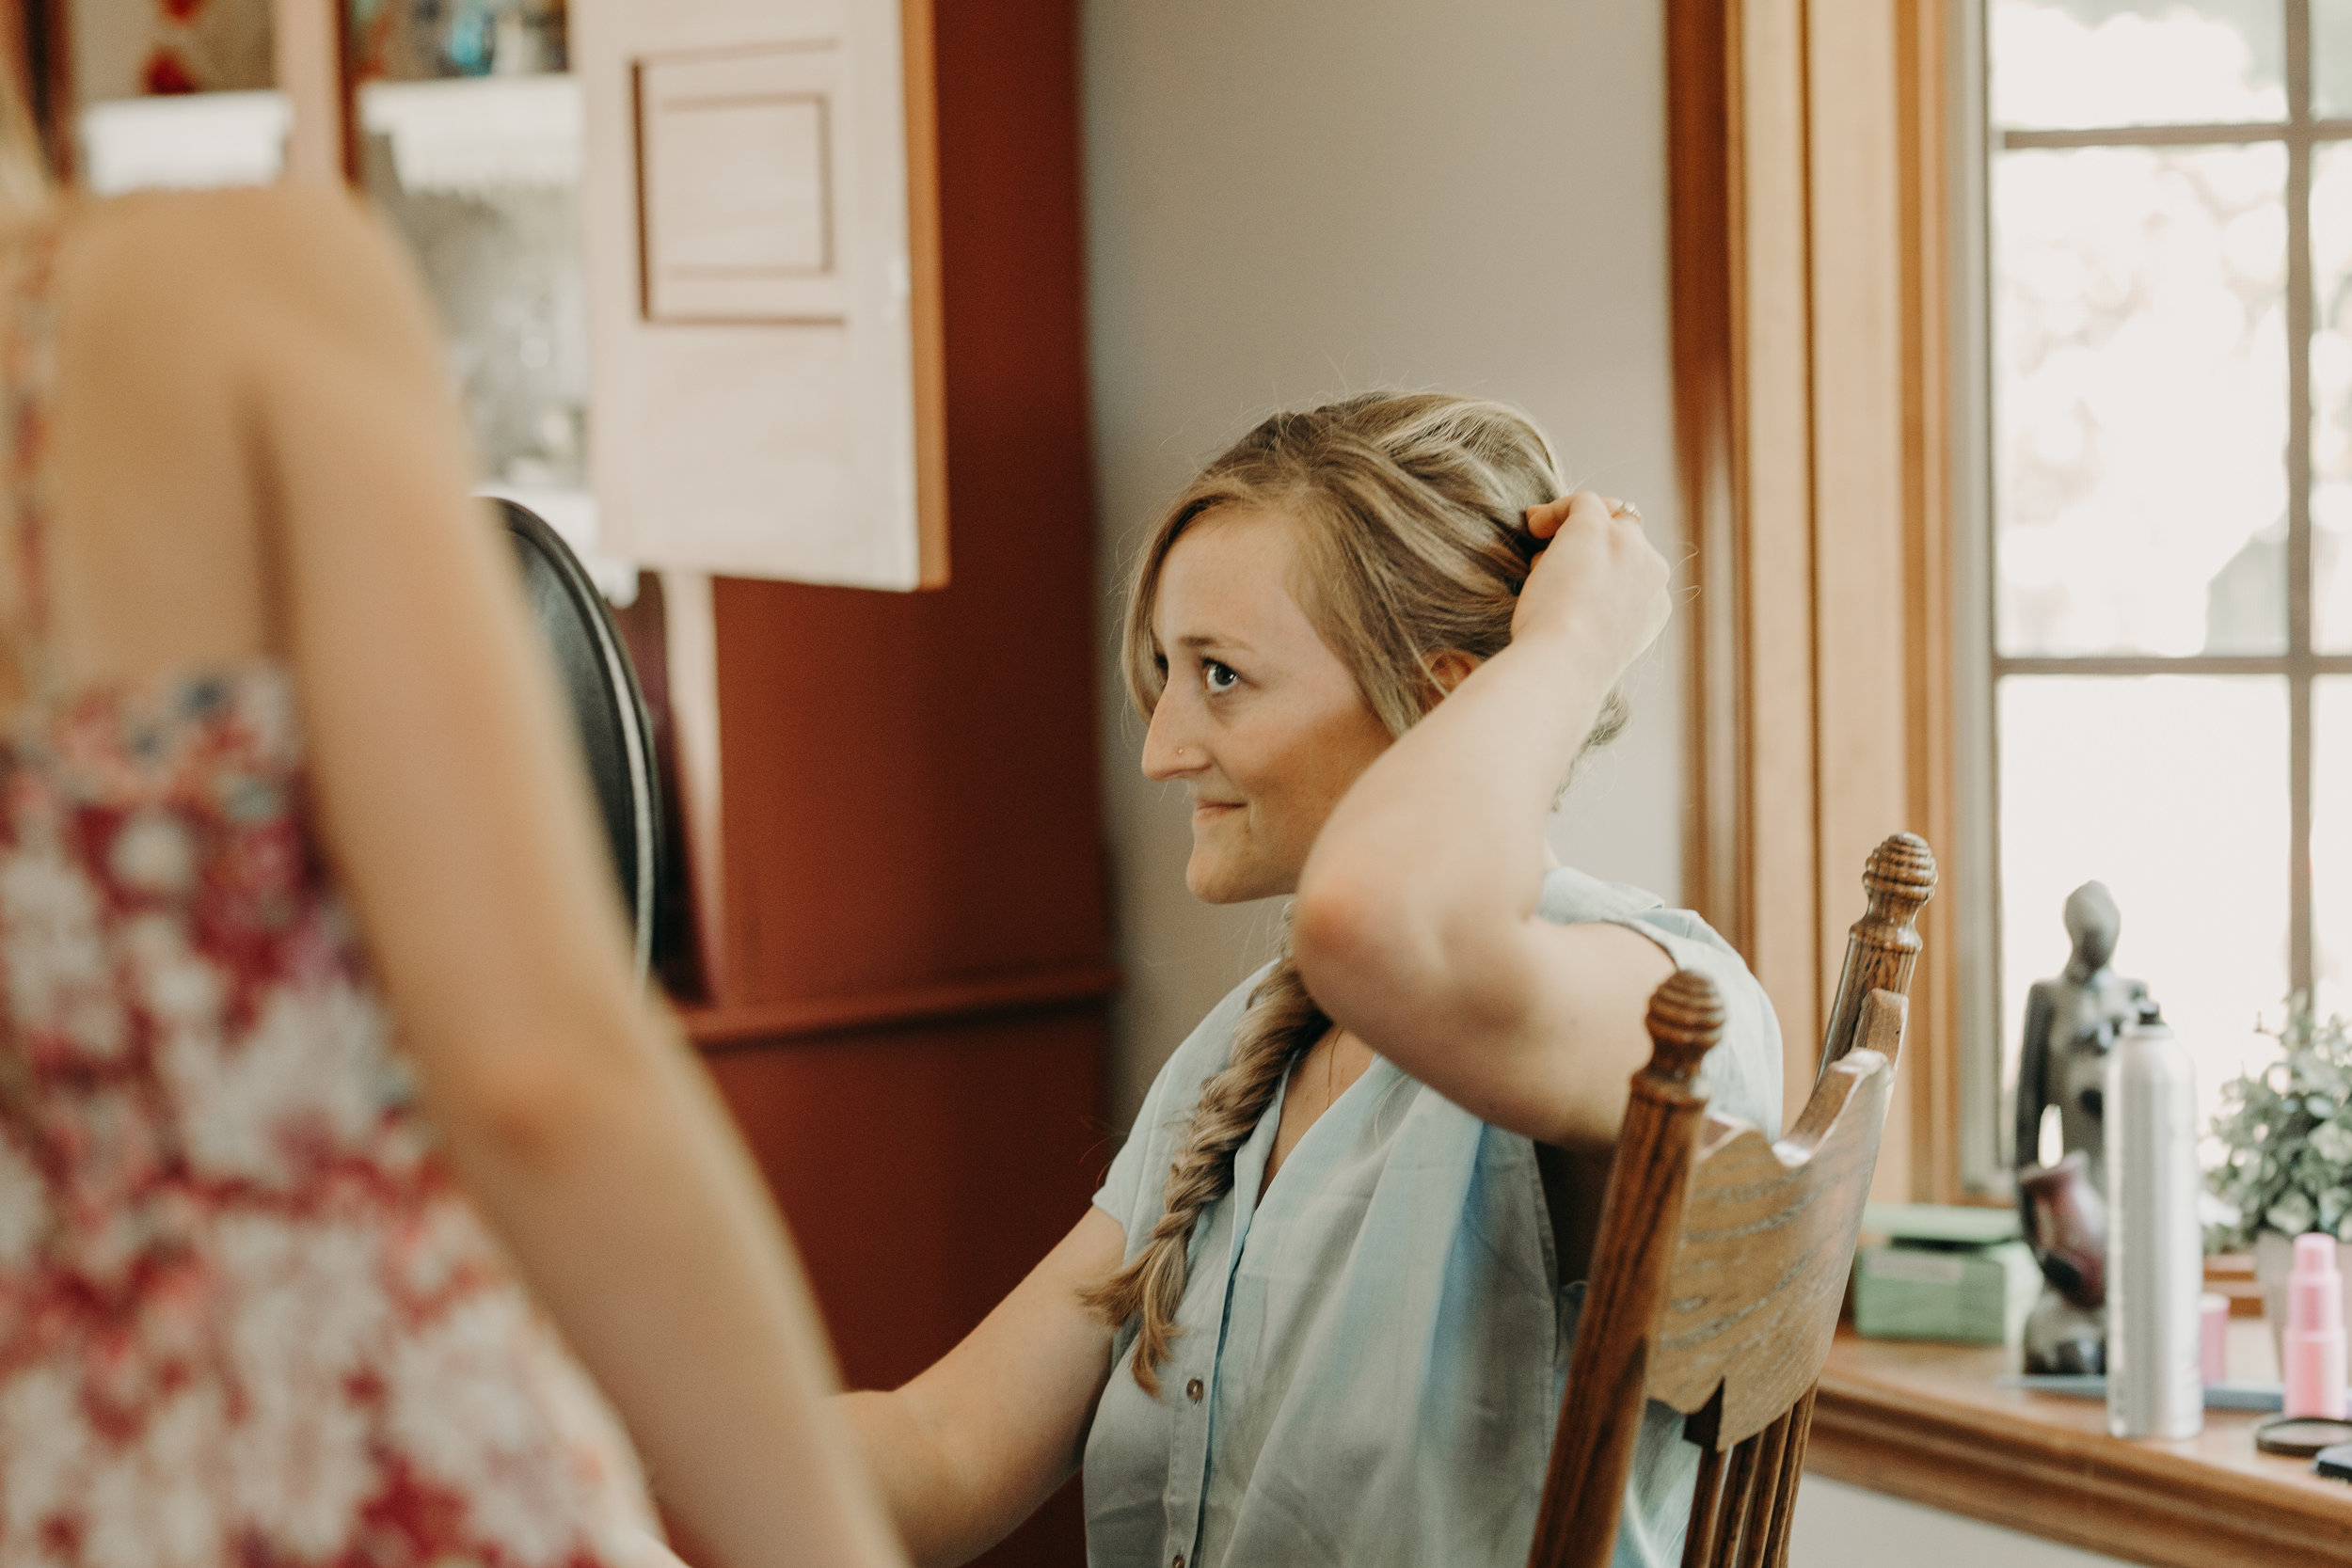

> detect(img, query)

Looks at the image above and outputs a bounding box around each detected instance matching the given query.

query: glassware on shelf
[349,0,567,83]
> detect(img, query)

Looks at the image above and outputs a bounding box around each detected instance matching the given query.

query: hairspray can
[2106,1004,2202,1439]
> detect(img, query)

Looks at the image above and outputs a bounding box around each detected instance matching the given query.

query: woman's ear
[1427,649,1483,697]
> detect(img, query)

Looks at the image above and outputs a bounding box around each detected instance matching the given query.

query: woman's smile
[1140,507,1397,904]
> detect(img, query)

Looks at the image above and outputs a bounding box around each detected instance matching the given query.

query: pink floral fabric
[0,230,660,1566]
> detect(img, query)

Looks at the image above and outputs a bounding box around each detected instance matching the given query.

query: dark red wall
[685,5,1106,1564]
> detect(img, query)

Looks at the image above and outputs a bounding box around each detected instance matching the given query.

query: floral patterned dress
[0,228,664,1566]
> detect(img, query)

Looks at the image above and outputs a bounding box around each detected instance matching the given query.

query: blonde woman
[0,76,900,1568]
[842,393,1783,1566]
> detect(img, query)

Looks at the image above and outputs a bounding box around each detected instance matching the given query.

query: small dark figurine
[2014,880,2150,1373]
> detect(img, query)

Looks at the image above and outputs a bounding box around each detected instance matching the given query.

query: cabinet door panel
[577,0,944,588]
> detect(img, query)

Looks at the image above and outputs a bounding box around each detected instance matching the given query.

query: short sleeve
[1535,867,1785,1137]
[1628,925,1782,1136]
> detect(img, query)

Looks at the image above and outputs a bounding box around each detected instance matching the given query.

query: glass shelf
[77,90,294,196]
[357,73,580,194]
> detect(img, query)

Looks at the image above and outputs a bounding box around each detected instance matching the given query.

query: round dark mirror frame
[492,498,664,983]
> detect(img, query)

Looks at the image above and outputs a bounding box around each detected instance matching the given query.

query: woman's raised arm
[1291,491,1676,1152]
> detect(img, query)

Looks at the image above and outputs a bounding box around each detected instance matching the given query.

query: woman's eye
[1203,659,1240,693]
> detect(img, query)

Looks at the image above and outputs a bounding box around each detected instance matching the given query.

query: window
[1983,0,2352,1156]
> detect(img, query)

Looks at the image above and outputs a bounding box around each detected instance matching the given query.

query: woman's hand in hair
[1294,486,1675,1151]
[1513,490,1670,680]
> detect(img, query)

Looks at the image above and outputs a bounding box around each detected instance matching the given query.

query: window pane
[1992,0,2285,129]
[2318,679,2352,1017]
[1999,675,2289,1146]
[2313,143,2352,650]
[2315,0,2352,119]
[1994,145,2288,656]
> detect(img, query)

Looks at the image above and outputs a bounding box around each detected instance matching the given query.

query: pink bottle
[2283,1233,2346,1420]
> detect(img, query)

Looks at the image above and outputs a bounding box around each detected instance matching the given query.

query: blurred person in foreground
[0,69,903,1568]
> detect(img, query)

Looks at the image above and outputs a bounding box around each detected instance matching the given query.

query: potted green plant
[2205,994,2352,1360]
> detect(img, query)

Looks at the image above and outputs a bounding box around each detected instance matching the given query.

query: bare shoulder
[62,186,437,360]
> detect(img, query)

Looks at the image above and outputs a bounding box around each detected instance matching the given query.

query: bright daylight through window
[1989,0,2352,1155]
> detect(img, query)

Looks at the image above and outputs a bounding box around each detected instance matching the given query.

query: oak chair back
[1527,832,1938,1568]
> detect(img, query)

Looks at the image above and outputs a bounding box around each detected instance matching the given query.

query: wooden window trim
[1670,0,1968,1201]
[1671,11,2352,1551]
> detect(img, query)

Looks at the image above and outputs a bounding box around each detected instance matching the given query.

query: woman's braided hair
[1085,391,1627,1394]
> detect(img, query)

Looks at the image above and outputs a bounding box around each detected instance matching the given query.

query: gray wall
[1792,1480,2129,1568]
[1084,0,1691,1123]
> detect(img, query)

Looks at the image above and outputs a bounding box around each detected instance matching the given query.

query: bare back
[8,193,314,707]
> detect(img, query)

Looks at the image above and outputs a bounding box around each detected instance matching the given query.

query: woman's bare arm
[215,187,903,1568]
[1292,491,1675,1152]
[837,1208,1123,1568]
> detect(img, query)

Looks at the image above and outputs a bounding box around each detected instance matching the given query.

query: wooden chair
[1527,832,1938,1568]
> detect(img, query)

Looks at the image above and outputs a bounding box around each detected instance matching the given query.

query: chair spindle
[1679,1441,1728,1568]
[1733,1410,1794,1568]
[1756,1388,1817,1568]
[1708,1433,1764,1568]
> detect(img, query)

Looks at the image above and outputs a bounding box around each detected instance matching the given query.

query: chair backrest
[1527,832,1937,1568]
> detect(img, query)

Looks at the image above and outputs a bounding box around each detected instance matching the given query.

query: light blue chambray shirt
[1083,866,1782,1568]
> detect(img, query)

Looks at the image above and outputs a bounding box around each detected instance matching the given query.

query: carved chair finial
[1645,970,1724,1083]
[1820,833,1939,1073]
[1863,832,1938,910]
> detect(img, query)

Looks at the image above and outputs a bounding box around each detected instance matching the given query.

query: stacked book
[1851,1203,2042,1346]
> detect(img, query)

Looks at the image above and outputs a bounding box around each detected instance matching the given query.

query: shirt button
[1185,1377,1204,1403]
[1173,1556,1185,1568]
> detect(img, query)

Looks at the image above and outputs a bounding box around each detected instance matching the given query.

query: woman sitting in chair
[842,392,1783,1567]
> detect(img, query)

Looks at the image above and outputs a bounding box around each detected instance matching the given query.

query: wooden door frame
[272,0,354,184]
[1669,0,1968,1202]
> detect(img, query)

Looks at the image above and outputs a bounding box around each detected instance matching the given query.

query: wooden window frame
[1670,0,1972,1201]
[1675,21,2352,1541]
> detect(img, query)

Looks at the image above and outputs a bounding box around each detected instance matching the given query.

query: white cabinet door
[574,0,945,589]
